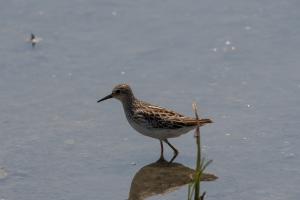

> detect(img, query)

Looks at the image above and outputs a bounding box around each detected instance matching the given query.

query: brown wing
[133,101,212,129]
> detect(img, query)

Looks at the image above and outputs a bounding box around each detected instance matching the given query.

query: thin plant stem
[190,102,213,200]
[193,102,201,200]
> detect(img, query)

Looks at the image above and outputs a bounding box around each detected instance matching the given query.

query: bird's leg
[156,140,166,163]
[164,139,179,163]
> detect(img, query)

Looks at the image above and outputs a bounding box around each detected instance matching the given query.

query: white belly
[127,117,195,140]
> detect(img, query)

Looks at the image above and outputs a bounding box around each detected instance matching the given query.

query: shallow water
[1,0,300,199]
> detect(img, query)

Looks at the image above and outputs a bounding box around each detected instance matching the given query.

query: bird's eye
[115,89,121,94]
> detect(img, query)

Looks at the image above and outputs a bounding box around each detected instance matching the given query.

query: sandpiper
[28,33,42,47]
[97,84,212,163]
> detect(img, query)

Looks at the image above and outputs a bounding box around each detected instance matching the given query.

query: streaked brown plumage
[98,84,212,163]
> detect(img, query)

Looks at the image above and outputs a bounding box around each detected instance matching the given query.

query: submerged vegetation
[188,103,213,200]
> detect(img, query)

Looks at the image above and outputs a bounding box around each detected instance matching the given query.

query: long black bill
[97,94,113,103]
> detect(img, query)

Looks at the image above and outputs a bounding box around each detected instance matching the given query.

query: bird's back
[129,100,212,131]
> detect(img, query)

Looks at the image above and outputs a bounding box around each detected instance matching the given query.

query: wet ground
[1,0,300,200]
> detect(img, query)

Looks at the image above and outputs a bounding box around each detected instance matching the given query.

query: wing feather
[132,101,212,129]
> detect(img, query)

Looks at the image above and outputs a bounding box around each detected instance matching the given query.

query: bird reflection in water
[128,159,217,200]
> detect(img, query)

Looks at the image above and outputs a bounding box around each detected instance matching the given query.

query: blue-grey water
[1,0,300,200]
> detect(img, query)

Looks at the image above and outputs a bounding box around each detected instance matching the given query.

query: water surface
[0,0,300,199]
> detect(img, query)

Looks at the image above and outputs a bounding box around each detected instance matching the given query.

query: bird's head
[97,84,134,103]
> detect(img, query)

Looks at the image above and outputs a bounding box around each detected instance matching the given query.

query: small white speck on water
[244,26,252,30]
[121,71,125,75]
[97,143,102,147]
[221,115,228,119]
[64,139,75,145]
[52,115,60,121]
[247,104,251,108]
[231,46,236,50]
[208,82,217,86]
[51,74,57,78]
[37,11,44,15]
[259,131,267,136]
[79,152,89,157]
[225,40,231,45]
[211,48,218,52]
[284,141,290,145]
[225,133,231,136]
[130,162,136,165]
[284,153,295,158]
[112,11,117,16]
[224,66,231,71]
[0,167,8,180]
[242,137,248,140]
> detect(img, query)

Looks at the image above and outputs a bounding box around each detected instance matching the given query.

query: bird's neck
[121,95,136,115]
[122,96,136,109]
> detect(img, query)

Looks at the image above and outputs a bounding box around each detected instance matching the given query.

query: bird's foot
[156,156,167,163]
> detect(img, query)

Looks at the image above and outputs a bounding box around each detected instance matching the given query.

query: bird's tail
[197,118,213,125]
[184,118,213,126]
